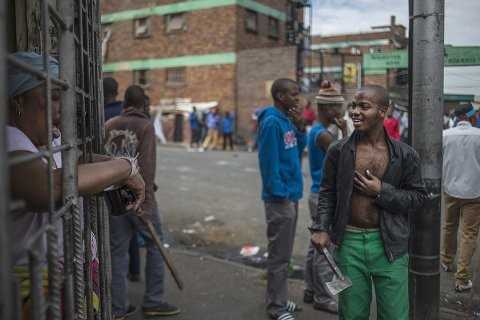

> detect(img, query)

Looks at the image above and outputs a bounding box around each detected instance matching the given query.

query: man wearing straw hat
[303,80,346,314]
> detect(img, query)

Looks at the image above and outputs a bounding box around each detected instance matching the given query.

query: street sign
[445,46,480,66]
[363,51,408,70]
[363,46,480,71]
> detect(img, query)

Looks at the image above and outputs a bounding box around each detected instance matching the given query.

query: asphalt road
[153,145,474,318]
[154,146,313,264]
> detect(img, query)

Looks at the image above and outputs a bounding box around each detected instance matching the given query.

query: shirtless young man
[310,85,428,319]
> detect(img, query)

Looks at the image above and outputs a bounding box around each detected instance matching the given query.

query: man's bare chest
[355,144,389,179]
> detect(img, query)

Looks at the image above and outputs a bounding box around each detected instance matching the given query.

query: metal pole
[407,0,414,146]
[0,1,13,319]
[58,1,77,319]
[409,0,444,319]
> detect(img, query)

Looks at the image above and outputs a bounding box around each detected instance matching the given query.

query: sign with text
[363,46,480,71]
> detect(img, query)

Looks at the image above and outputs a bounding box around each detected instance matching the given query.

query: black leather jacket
[311,131,428,262]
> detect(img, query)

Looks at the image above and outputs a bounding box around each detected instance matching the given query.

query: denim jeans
[110,205,165,316]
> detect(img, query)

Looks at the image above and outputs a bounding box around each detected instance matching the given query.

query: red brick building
[307,16,408,101]
[101,0,303,140]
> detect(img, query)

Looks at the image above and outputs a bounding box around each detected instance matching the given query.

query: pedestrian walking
[310,85,428,320]
[303,81,345,314]
[257,78,306,320]
[222,111,234,151]
[189,106,201,149]
[105,85,179,319]
[201,107,220,150]
[441,104,480,292]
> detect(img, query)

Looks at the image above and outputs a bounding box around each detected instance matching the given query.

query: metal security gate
[1,1,111,319]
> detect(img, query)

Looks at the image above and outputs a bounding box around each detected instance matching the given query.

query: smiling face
[350,89,387,133]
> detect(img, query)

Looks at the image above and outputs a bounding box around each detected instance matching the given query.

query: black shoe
[313,299,338,314]
[303,290,314,304]
[143,302,181,317]
[113,305,138,320]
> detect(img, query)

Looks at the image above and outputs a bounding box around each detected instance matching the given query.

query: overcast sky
[309,0,480,96]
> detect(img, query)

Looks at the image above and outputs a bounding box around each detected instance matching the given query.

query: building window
[351,47,361,55]
[165,13,186,33]
[166,68,186,86]
[245,10,258,33]
[268,17,279,39]
[134,17,151,38]
[134,70,149,87]
[369,47,384,54]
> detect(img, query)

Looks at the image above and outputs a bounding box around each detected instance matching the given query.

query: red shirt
[384,117,400,141]
[302,107,316,126]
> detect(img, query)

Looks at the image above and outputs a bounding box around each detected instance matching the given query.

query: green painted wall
[101,0,286,24]
[103,52,237,72]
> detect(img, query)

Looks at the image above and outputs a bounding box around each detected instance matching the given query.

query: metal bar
[48,3,67,31]
[29,251,46,320]
[409,0,444,319]
[58,0,77,319]
[6,56,69,89]
[8,143,71,166]
[0,0,13,319]
[40,0,62,318]
[25,201,73,249]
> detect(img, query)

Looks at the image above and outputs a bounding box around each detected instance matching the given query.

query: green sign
[445,46,480,66]
[363,46,480,71]
[363,51,408,70]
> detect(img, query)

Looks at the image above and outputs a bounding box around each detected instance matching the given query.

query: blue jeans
[110,205,165,316]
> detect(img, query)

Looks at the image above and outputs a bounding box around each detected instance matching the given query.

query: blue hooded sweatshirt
[257,106,306,201]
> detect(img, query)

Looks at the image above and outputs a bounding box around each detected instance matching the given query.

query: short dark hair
[454,104,474,117]
[103,77,118,99]
[358,85,389,109]
[124,85,145,109]
[271,78,298,102]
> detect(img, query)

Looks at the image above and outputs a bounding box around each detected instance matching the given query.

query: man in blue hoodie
[258,78,306,320]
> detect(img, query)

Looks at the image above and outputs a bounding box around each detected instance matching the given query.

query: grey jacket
[311,131,428,262]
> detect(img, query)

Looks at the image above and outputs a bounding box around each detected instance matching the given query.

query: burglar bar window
[166,67,186,86]
[134,17,151,38]
[245,10,258,33]
[134,69,150,87]
[268,17,279,39]
[165,13,186,33]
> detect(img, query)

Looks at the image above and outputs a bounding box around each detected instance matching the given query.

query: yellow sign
[343,63,357,84]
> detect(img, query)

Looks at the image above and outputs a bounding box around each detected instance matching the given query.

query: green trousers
[336,229,409,320]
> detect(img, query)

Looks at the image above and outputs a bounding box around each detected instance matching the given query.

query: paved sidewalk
[127,249,337,320]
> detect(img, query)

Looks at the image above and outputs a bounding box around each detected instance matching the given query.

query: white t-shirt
[7,126,96,266]
[7,126,50,266]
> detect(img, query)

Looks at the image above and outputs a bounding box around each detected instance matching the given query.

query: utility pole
[409,0,444,319]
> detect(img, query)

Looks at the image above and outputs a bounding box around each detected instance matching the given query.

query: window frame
[268,16,279,39]
[133,17,151,39]
[134,69,150,88]
[165,13,186,34]
[245,9,258,34]
[166,67,187,87]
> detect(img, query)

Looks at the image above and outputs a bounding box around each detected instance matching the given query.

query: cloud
[309,0,480,46]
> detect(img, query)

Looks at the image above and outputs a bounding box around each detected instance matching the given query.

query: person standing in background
[441,104,480,292]
[222,111,234,151]
[189,106,201,150]
[257,79,306,320]
[384,104,400,141]
[103,77,123,121]
[303,81,344,314]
